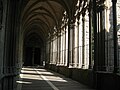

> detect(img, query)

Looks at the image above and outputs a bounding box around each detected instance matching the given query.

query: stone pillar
[51,39,53,64]
[0,0,3,77]
[57,33,60,65]
[67,19,75,67]
[96,2,106,71]
[59,33,61,65]
[82,12,85,68]
[56,32,59,65]
[93,0,97,71]
[0,2,3,90]
[67,19,74,67]
[77,15,80,67]
[72,19,75,67]
[48,40,51,64]
[111,0,118,73]
[64,26,67,65]
[89,0,92,69]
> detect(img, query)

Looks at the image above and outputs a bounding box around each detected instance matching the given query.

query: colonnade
[0,0,120,90]
[46,0,120,73]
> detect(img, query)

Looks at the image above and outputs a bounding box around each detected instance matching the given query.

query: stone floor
[17,66,95,90]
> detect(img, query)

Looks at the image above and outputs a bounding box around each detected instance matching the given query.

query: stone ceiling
[20,0,78,42]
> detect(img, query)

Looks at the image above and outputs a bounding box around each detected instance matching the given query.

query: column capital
[69,18,75,29]
[82,10,86,17]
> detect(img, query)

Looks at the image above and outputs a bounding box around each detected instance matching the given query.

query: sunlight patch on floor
[17,81,32,84]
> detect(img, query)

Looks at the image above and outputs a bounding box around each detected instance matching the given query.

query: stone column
[59,32,61,65]
[64,25,67,65]
[49,38,51,64]
[51,39,53,64]
[77,15,80,67]
[111,0,118,73]
[56,32,59,65]
[82,12,85,68]
[93,0,97,71]
[89,0,92,69]
[0,1,3,90]
[67,19,74,67]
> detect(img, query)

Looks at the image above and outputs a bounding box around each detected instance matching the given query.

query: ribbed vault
[20,0,78,43]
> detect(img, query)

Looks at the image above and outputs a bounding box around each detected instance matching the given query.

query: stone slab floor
[17,66,95,90]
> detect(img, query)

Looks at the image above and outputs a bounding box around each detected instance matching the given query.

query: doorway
[34,48,41,66]
[24,47,33,66]
[24,47,42,66]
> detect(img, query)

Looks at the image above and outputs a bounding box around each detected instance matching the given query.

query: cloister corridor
[0,0,120,90]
